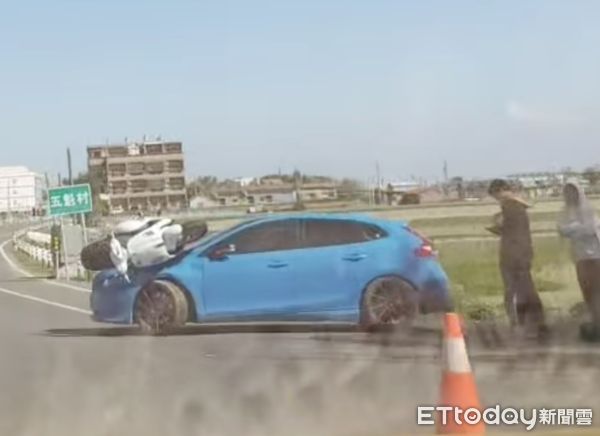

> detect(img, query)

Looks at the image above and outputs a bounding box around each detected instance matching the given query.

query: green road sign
[48,184,93,217]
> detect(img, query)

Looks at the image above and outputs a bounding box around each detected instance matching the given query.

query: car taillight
[403,225,436,257]
[414,243,436,258]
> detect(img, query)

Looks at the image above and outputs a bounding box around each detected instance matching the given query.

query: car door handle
[342,253,367,262]
[268,261,288,269]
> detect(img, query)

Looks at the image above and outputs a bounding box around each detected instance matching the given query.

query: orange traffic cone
[437,313,485,434]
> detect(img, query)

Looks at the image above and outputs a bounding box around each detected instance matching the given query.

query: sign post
[47,184,93,281]
[60,217,69,281]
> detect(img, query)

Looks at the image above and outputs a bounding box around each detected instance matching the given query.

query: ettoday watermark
[417,405,593,431]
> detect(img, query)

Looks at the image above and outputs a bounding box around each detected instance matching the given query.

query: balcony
[146,162,164,174]
[127,162,145,176]
[107,147,128,157]
[169,177,185,191]
[164,142,182,154]
[130,180,148,193]
[166,160,184,173]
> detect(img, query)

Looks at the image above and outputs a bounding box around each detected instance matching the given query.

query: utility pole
[443,160,449,184]
[443,160,449,198]
[67,147,73,185]
[375,161,381,205]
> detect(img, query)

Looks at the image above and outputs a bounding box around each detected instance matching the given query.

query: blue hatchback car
[91,213,452,334]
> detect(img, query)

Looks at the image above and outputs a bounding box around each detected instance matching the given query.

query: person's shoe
[535,325,551,343]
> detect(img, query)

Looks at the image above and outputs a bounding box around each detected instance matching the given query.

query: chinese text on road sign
[48,184,93,217]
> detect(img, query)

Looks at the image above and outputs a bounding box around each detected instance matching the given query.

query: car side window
[303,219,386,248]
[223,219,304,254]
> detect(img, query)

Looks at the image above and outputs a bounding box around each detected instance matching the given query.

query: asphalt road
[1,224,600,436]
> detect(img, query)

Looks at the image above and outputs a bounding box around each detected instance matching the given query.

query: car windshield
[194,218,260,249]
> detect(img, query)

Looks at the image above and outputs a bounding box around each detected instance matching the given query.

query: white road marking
[47,281,92,294]
[0,239,91,294]
[0,239,34,277]
[0,286,92,315]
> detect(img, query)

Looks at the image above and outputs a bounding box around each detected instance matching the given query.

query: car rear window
[302,219,387,248]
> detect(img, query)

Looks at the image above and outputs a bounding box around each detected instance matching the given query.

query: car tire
[134,280,189,335]
[360,276,418,331]
[80,237,115,271]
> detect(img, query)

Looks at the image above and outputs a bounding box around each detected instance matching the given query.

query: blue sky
[2,0,600,182]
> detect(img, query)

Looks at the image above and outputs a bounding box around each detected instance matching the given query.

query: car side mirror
[208,244,236,261]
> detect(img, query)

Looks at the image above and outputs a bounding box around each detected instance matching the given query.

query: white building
[0,166,45,213]
[232,176,257,187]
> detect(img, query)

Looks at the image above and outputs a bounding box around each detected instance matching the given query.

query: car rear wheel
[134,280,188,335]
[360,276,418,331]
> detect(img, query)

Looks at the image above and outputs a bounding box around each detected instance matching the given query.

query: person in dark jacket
[487,179,548,339]
[557,181,600,340]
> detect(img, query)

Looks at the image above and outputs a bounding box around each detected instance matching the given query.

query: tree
[450,176,465,200]
[61,171,89,186]
[187,176,219,198]
[385,183,395,206]
[583,166,600,186]
[339,178,362,191]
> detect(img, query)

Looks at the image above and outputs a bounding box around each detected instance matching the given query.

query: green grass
[410,210,561,239]
[437,236,582,319]
[439,236,570,296]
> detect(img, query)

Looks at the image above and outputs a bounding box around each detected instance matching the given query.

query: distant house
[189,195,219,209]
[383,181,424,205]
[215,184,296,207]
[232,177,257,187]
[418,187,445,203]
[259,175,289,186]
[506,172,589,199]
[297,183,338,202]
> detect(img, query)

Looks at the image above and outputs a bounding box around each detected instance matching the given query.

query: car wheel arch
[133,275,199,323]
[359,274,419,309]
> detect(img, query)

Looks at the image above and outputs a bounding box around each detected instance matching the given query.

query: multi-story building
[87,139,187,213]
[0,166,45,213]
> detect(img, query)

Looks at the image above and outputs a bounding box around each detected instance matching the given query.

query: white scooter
[81,217,208,278]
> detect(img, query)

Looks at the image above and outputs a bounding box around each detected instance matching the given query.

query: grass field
[436,236,581,320]
[400,202,588,320]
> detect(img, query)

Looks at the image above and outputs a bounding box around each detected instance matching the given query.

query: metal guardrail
[25,231,51,246]
[11,220,87,279]
[13,238,53,266]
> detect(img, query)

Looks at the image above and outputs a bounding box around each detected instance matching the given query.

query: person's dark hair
[488,179,511,195]
[563,183,580,206]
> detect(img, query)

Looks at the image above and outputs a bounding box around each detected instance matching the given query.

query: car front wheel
[134,280,189,335]
[360,276,418,331]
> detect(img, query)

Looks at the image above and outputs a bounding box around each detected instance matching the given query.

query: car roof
[238,212,398,226]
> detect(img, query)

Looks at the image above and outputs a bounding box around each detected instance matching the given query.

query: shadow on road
[42,323,442,339]
[308,326,442,348]
[43,323,364,337]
